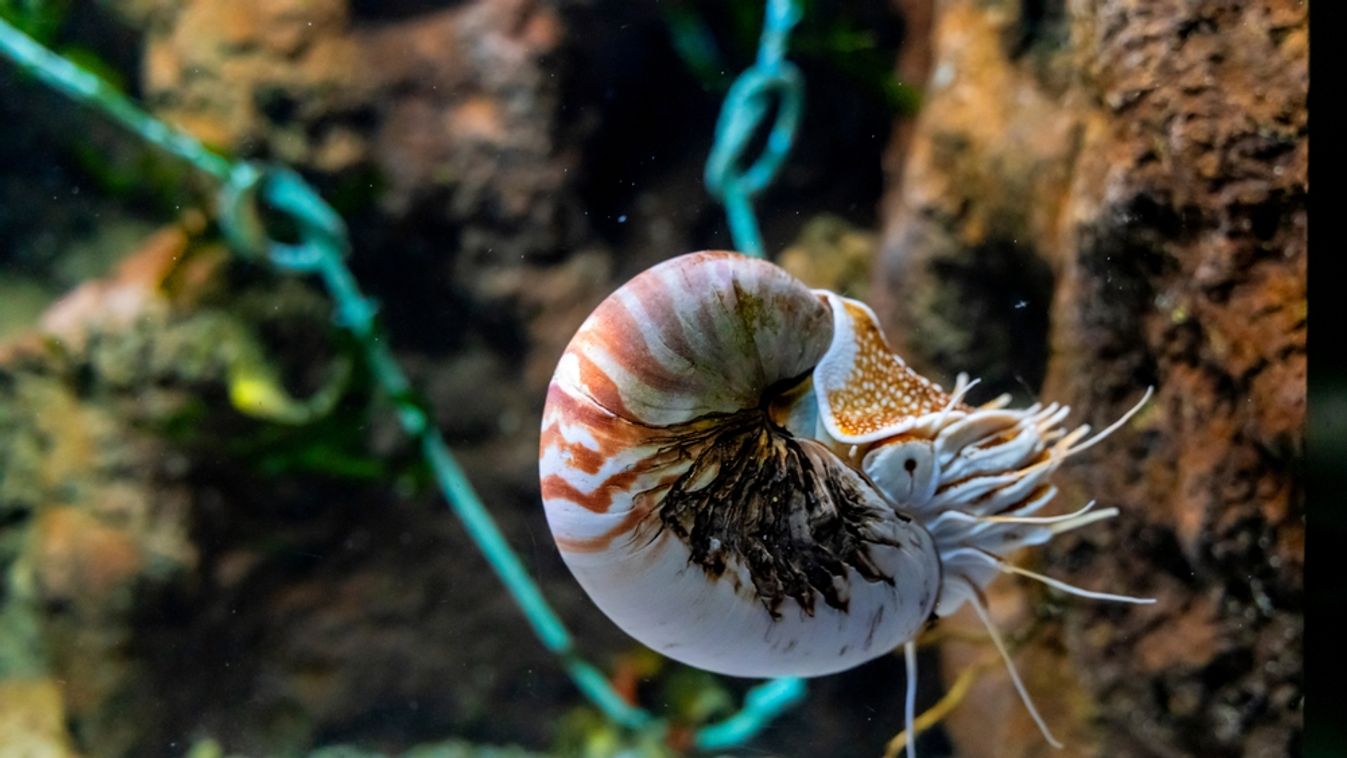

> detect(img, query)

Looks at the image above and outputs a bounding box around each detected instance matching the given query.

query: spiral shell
[540,251,1147,682]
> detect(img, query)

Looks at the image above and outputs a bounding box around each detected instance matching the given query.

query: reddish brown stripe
[631,273,699,367]
[539,421,561,452]
[543,384,617,436]
[540,466,644,514]
[541,475,614,513]
[540,421,609,477]
[563,441,605,475]
[549,439,607,476]
[602,300,692,395]
[554,476,680,553]
[576,351,633,420]
[541,384,649,463]
[555,505,647,553]
[540,419,641,467]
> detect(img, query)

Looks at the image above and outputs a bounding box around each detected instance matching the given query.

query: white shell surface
[568,527,935,678]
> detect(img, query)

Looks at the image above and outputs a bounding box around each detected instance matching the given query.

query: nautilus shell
[539,251,1148,686]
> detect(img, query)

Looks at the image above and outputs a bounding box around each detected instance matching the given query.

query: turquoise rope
[0,18,233,181]
[695,676,807,751]
[703,0,804,258]
[1,9,809,748]
[223,167,658,731]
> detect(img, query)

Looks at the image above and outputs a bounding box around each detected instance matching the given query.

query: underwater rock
[14,0,1306,754]
[875,0,1305,755]
[136,0,367,171]
[0,678,79,758]
[777,213,879,301]
[0,217,627,756]
[35,222,191,352]
[133,0,579,264]
[0,338,200,757]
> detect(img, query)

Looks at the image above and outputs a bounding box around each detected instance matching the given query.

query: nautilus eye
[864,439,939,506]
[539,251,1151,698]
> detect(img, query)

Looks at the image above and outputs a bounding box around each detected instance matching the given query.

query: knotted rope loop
[704,64,803,203]
[219,163,350,273]
[703,0,804,258]
[219,162,378,344]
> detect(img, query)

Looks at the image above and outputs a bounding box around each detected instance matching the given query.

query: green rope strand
[0,18,232,181]
[703,0,805,258]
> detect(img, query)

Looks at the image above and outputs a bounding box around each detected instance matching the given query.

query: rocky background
[876,2,1306,757]
[0,1,1305,757]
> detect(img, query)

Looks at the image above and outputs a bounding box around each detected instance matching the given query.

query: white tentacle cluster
[539,251,1152,750]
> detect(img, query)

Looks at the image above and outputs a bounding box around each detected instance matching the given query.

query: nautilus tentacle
[804,289,1154,618]
[539,251,1153,742]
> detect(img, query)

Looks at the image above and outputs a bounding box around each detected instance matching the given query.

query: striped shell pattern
[539,251,1149,692]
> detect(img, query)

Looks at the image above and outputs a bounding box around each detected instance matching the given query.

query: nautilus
[539,251,1152,749]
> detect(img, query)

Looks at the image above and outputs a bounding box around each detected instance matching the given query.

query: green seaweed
[0,0,69,44]
[214,364,392,484]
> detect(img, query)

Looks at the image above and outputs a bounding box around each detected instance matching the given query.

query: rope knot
[219,162,349,273]
[702,0,804,258]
